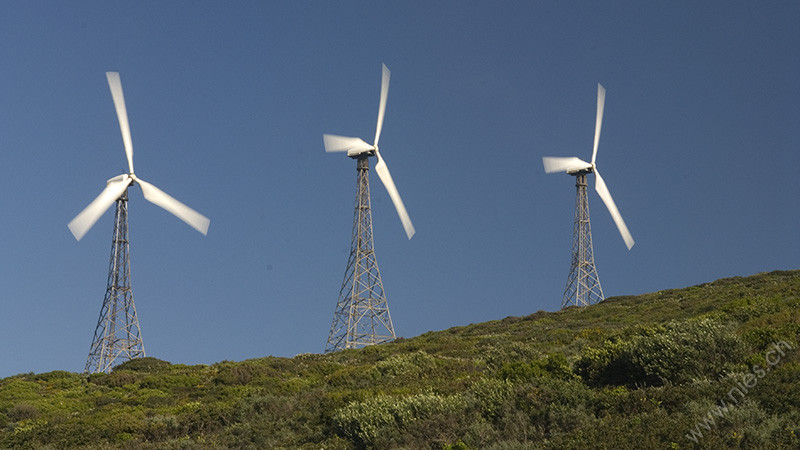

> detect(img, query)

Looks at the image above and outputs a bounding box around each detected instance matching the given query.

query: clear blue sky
[1,2,797,377]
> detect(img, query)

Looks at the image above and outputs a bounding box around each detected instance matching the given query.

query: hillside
[1,270,798,449]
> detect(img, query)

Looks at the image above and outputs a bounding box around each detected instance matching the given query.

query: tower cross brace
[85,189,145,373]
[562,171,605,308]
[326,154,396,352]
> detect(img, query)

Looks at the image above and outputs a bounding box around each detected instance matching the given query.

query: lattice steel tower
[84,190,145,373]
[561,171,604,308]
[326,155,396,352]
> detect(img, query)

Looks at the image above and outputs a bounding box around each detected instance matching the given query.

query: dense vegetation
[1,270,799,449]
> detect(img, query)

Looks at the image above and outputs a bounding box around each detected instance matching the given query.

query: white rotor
[541,83,634,249]
[323,63,415,240]
[68,72,210,241]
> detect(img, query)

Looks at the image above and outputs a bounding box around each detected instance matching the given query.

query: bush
[212,359,284,386]
[32,370,82,384]
[499,353,577,382]
[374,351,437,380]
[465,378,514,421]
[113,357,171,373]
[751,362,800,414]
[143,414,182,441]
[325,364,378,389]
[91,371,140,387]
[6,403,38,422]
[480,341,541,370]
[138,373,205,391]
[143,395,175,408]
[180,401,235,435]
[333,392,467,448]
[721,296,783,322]
[576,318,748,387]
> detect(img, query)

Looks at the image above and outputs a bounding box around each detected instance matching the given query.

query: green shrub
[0,379,41,405]
[576,318,748,387]
[143,395,175,408]
[325,364,378,389]
[499,353,576,382]
[516,377,594,429]
[143,413,182,441]
[480,341,541,370]
[751,362,800,415]
[32,370,83,387]
[92,370,140,387]
[375,351,437,380]
[333,392,467,448]
[139,373,205,391]
[743,327,784,350]
[721,296,783,322]
[214,365,256,385]
[180,401,235,435]
[212,359,285,386]
[113,357,171,373]
[93,395,120,407]
[465,378,514,422]
[6,403,38,421]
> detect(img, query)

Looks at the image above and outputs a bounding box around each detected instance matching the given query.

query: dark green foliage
[6,403,38,421]
[334,391,468,448]
[113,357,172,373]
[0,269,798,448]
[93,370,141,387]
[576,318,748,387]
[499,352,577,382]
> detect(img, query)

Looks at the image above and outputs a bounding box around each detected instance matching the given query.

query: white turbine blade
[134,178,210,235]
[594,169,634,250]
[106,174,129,184]
[106,72,135,174]
[591,83,606,165]
[373,63,390,147]
[374,152,415,239]
[542,156,592,174]
[68,175,132,241]
[323,134,373,153]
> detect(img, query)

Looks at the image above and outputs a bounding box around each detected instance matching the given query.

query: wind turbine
[69,72,210,373]
[323,63,414,352]
[542,83,634,309]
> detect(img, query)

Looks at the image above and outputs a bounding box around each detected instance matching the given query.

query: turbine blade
[373,63,390,147]
[323,134,373,153]
[591,83,606,165]
[68,175,132,241]
[106,72,135,174]
[135,178,210,235]
[594,169,634,250]
[542,156,592,174]
[374,152,415,239]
